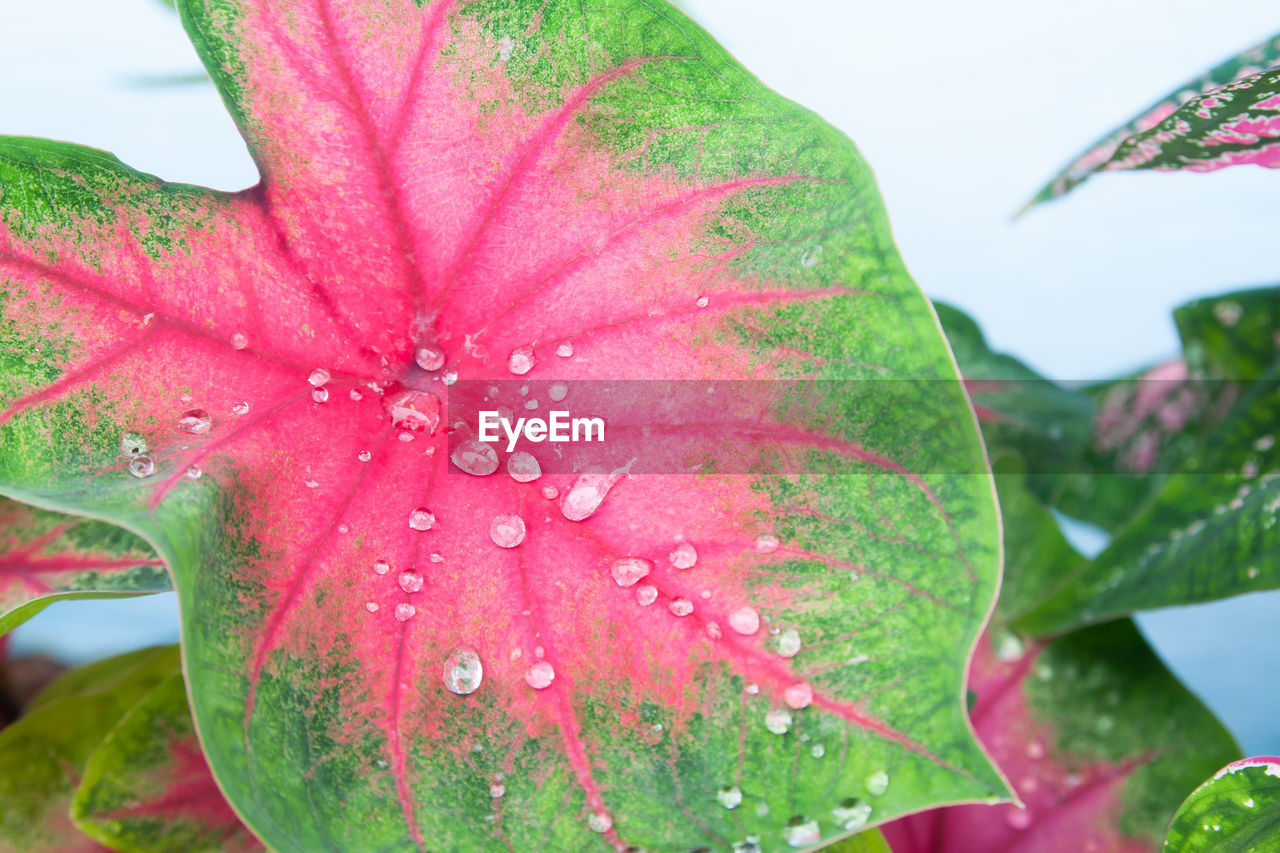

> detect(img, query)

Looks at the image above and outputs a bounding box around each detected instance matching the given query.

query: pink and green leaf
[72,669,264,853]
[0,498,169,635]
[1024,33,1280,209]
[1164,756,1280,852]
[0,0,1005,850]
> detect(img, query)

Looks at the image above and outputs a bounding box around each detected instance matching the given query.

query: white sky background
[3,0,1280,752]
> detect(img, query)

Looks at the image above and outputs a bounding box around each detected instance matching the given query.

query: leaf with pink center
[0,1,1006,849]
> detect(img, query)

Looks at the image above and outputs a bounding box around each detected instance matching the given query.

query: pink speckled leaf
[0,1,1005,850]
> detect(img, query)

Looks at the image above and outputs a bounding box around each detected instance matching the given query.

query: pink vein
[388,0,459,150]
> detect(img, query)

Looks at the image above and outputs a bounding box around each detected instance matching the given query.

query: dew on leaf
[451,439,499,476]
[178,409,212,434]
[507,452,541,483]
[669,542,697,570]
[540,484,559,500]
[374,560,390,575]
[365,602,379,613]
[696,296,709,308]
[414,345,446,372]
[230,332,248,350]
[556,341,574,358]
[636,584,658,606]
[394,603,416,622]
[489,783,505,799]
[734,841,762,853]
[777,628,802,658]
[508,346,535,375]
[1025,738,1046,760]
[311,387,330,403]
[610,557,652,588]
[525,661,555,690]
[398,571,424,594]
[587,812,612,834]
[560,471,618,521]
[128,456,155,478]
[745,683,760,695]
[706,621,722,640]
[810,744,825,758]
[442,647,483,696]
[408,508,436,531]
[442,369,458,386]
[801,245,823,268]
[308,368,331,387]
[764,709,792,734]
[866,770,889,796]
[668,598,694,617]
[490,514,527,548]
[1004,806,1031,830]
[120,434,147,457]
[385,390,441,433]
[756,534,780,554]
[232,401,250,416]
[995,630,1025,663]
[784,683,813,710]
[548,382,568,402]
[349,389,363,401]
[832,798,872,831]
[782,817,821,848]
[429,553,444,563]
[358,450,372,462]
[184,464,202,480]
[716,786,743,810]
[728,606,760,635]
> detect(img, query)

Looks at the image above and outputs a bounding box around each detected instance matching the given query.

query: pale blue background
[4,0,1279,753]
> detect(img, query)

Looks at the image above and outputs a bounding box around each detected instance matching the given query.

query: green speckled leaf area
[0,0,1005,850]
[0,646,176,853]
[0,498,169,635]
[72,669,264,853]
[1024,32,1280,209]
[1165,757,1280,852]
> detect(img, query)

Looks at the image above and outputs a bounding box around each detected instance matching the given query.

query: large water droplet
[777,628,801,658]
[587,812,612,834]
[399,571,424,593]
[442,647,483,695]
[784,683,813,710]
[385,390,441,434]
[755,534,780,554]
[560,472,616,522]
[525,661,555,689]
[508,347,535,375]
[765,709,792,734]
[308,368,331,387]
[507,452,542,483]
[311,386,330,403]
[716,786,743,810]
[782,817,820,848]
[636,584,658,606]
[395,603,416,621]
[669,542,697,570]
[728,606,760,635]
[865,770,889,797]
[128,456,155,478]
[414,345,446,372]
[832,798,871,831]
[610,557,652,588]
[451,439,499,476]
[120,434,147,457]
[668,598,694,617]
[490,514,527,548]
[408,508,436,531]
[178,409,211,435]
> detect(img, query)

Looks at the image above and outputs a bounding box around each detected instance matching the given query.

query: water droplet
[374,560,390,575]
[587,812,612,834]
[755,534,780,554]
[716,786,743,809]
[178,409,212,434]
[385,390,441,433]
[636,584,658,606]
[408,508,436,531]
[765,709,792,734]
[365,602,380,613]
[308,368,331,387]
[784,683,813,709]
[349,389,363,401]
[442,369,458,386]
[184,464,202,480]
[1025,738,1046,760]
[399,571,424,593]
[610,557,652,588]
[669,542,697,570]
[358,450,372,462]
[556,341,574,358]
[832,798,871,831]
[668,598,694,617]
[525,661,555,689]
[429,553,444,563]
[1005,806,1031,830]
[304,479,319,489]
[706,621,722,640]
[120,434,147,457]
[311,386,330,403]
[782,817,820,848]
[451,439,499,476]
[128,456,155,478]
[777,628,801,658]
[232,401,250,416]
[414,345,445,372]
[507,452,542,483]
[560,471,617,521]
[744,683,760,695]
[490,514,527,548]
[508,346,535,375]
[489,782,505,799]
[995,630,1025,663]
[548,382,569,402]
[800,246,823,268]
[866,770,889,796]
[230,332,248,350]
[540,484,559,500]
[810,744,825,758]
[442,647,483,695]
[394,603,416,621]
[728,606,760,635]
[696,295,710,308]
[734,840,762,853]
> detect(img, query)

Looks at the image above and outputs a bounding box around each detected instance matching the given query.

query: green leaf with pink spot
[1164,757,1280,852]
[0,1,1007,849]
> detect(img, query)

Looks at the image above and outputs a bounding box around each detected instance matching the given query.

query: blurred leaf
[822,828,891,852]
[1164,756,1280,852]
[1023,33,1280,211]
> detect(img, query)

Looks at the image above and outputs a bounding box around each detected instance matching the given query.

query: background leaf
[1164,756,1280,852]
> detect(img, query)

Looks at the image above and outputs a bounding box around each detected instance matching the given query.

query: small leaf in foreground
[1164,756,1280,852]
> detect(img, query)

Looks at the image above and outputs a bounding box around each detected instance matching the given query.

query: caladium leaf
[0,645,176,852]
[0,1,1005,850]
[1023,33,1280,210]
[1164,756,1280,852]
[883,466,1239,851]
[1175,286,1280,382]
[73,668,265,853]
[0,497,169,635]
